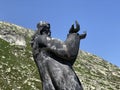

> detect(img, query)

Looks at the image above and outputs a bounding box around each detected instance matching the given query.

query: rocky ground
[0,21,120,90]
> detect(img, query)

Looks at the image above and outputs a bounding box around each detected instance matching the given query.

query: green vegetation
[0,38,42,90]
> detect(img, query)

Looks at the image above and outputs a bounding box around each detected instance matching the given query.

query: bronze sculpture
[31,21,86,90]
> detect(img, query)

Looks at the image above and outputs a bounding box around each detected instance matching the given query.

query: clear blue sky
[0,0,120,67]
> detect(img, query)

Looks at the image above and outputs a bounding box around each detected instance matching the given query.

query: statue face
[37,22,51,36]
[40,25,51,36]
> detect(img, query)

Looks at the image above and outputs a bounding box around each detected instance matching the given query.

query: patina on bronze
[31,21,86,90]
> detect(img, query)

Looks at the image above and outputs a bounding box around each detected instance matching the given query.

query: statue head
[37,21,51,36]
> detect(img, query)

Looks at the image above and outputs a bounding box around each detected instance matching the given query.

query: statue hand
[69,21,80,33]
[79,31,87,39]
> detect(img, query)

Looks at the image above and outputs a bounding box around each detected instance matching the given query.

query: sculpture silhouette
[31,21,86,90]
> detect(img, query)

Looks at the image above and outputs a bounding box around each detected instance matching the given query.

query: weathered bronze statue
[31,21,86,90]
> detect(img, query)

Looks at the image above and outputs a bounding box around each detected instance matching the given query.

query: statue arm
[43,21,81,59]
[46,33,87,60]
[35,35,75,60]
[47,38,73,60]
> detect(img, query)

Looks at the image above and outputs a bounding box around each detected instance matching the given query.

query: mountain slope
[0,21,120,90]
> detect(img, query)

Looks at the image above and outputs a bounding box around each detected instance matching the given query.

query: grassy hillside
[0,37,42,90]
[0,21,120,90]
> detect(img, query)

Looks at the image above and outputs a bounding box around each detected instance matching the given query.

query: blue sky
[0,0,120,67]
